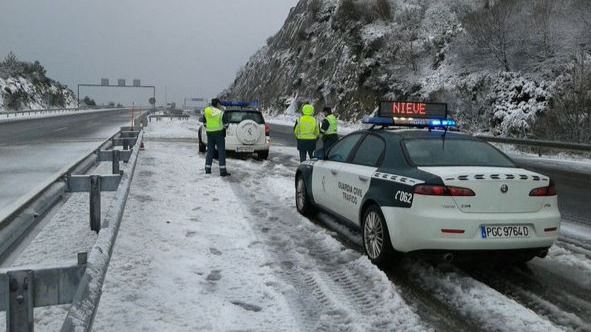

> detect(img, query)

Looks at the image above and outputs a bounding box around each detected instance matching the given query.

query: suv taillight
[265,123,270,136]
[529,183,557,196]
[414,185,475,197]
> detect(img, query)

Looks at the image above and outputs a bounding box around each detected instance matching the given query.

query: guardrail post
[90,176,101,233]
[112,150,121,175]
[7,270,34,332]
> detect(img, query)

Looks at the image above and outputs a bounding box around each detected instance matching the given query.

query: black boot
[220,170,231,177]
[205,168,212,174]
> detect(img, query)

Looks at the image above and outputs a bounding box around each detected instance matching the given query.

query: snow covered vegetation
[0,52,76,112]
[223,0,591,142]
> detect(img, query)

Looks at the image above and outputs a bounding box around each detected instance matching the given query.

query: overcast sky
[0,0,299,107]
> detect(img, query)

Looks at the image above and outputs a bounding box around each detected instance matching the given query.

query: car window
[327,134,364,162]
[351,135,385,167]
[223,111,265,124]
[403,138,515,167]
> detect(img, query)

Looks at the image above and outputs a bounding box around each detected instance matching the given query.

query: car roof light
[363,101,458,130]
[221,101,258,107]
[362,116,395,126]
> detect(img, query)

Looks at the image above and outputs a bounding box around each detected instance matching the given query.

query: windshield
[223,111,265,124]
[403,138,515,167]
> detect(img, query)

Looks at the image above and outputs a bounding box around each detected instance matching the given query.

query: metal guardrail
[0,110,149,332]
[2,108,81,118]
[476,135,591,153]
[61,131,143,332]
[0,107,137,119]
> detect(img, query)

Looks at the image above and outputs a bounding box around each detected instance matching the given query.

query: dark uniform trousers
[323,134,338,152]
[205,131,227,172]
[297,139,316,162]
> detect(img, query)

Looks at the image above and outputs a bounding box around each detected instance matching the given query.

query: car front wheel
[362,205,397,266]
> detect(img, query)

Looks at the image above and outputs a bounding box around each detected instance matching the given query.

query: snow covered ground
[2,118,590,331]
[93,119,427,331]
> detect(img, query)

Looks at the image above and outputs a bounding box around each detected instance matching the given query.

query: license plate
[481,225,531,239]
[236,147,255,153]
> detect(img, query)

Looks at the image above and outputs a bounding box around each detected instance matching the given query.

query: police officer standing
[294,104,320,162]
[204,98,231,177]
[320,106,338,151]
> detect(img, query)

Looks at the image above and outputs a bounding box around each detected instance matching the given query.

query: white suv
[198,106,270,160]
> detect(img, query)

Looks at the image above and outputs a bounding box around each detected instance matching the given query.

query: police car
[198,102,271,159]
[295,101,561,265]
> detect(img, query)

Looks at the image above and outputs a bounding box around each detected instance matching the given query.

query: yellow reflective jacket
[294,104,319,140]
[204,106,224,132]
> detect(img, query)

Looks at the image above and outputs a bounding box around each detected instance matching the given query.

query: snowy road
[1,118,590,331]
[0,109,134,212]
[96,120,591,331]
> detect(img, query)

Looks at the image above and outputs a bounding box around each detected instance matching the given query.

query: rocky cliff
[223,0,591,141]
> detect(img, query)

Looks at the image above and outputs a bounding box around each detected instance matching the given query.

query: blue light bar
[363,117,457,129]
[362,116,395,126]
[221,101,258,107]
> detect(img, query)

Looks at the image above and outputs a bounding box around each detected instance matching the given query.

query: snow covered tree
[464,0,517,71]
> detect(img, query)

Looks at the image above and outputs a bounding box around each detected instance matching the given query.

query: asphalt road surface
[0,110,135,213]
[269,123,591,225]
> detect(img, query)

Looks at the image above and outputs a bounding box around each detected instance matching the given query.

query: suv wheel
[257,150,269,160]
[198,130,206,153]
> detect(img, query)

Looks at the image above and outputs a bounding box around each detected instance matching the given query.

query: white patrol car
[198,102,271,160]
[295,102,561,265]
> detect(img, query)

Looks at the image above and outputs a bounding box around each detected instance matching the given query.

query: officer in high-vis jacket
[320,106,338,151]
[203,98,230,177]
[294,104,320,162]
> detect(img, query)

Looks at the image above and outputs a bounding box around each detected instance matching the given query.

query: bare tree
[535,46,591,142]
[464,0,517,71]
[531,0,556,56]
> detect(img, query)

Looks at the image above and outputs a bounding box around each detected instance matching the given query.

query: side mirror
[199,115,205,123]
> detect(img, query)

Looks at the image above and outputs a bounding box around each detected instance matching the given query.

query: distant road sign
[191,98,204,102]
[118,79,126,87]
[101,78,109,86]
[133,79,141,87]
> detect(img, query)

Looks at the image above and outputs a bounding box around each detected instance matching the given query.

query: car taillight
[265,123,270,136]
[529,183,556,196]
[447,186,476,196]
[414,185,475,197]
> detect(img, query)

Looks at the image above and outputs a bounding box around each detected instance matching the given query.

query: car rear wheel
[296,176,315,217]
[257,150,269,160]
[362,205,397,266]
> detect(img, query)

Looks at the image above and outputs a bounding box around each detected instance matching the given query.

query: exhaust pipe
[537,249,549,258]
[442,253,454,263]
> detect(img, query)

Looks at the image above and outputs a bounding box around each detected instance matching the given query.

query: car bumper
[225,143,270,152]
[382,202,561,253]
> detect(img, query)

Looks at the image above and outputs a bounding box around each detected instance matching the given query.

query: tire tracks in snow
[227,152,587,331]
[461,264,591,332]
[226,165,428,332]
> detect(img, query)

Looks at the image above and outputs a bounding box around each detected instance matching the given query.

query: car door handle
[359,176,369,182]
[331,170,338,176]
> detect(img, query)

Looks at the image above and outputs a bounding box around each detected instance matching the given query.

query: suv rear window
[223,110,265,124]
[403,138,515,167]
